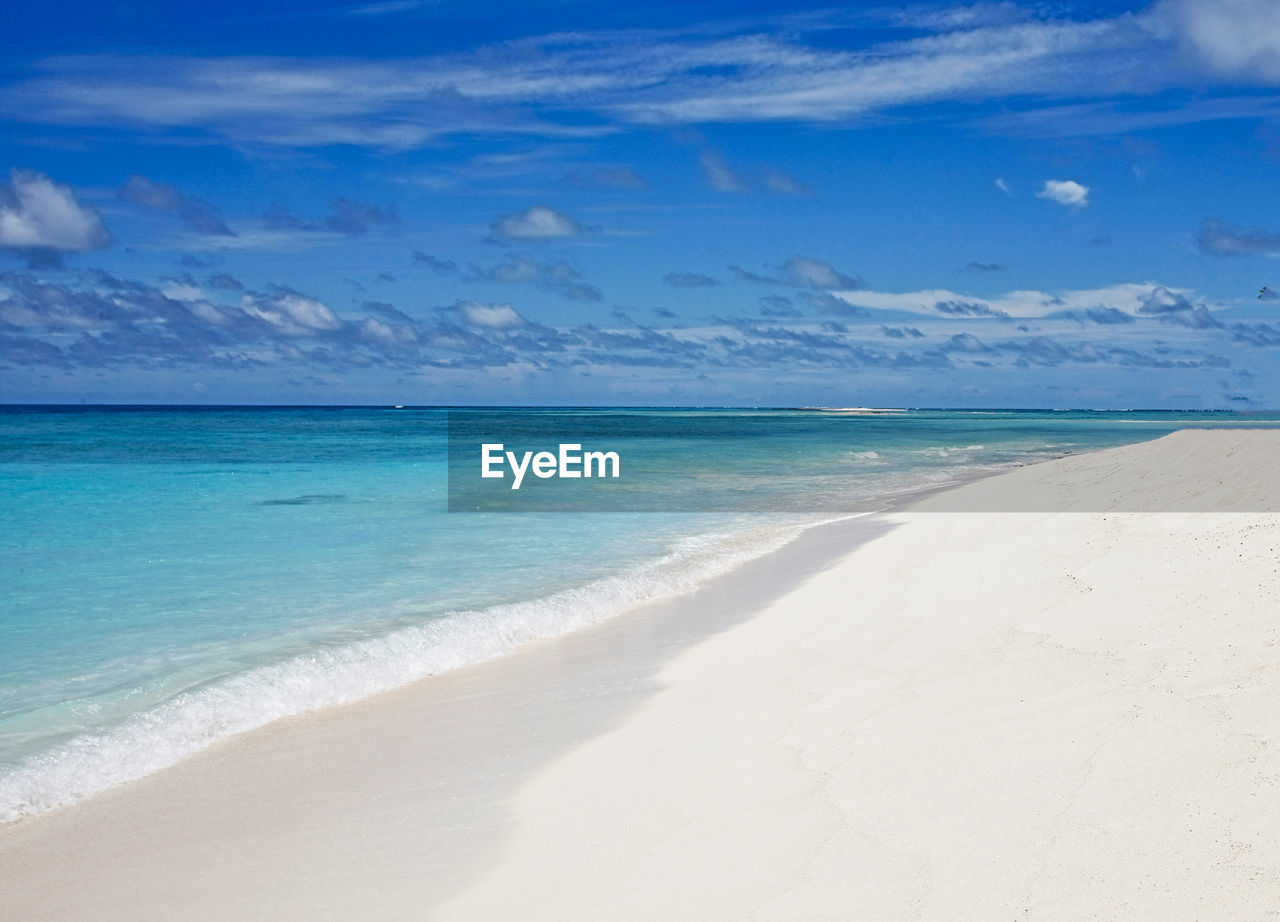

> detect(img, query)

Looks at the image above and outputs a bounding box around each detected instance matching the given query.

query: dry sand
[3,428,1279,920]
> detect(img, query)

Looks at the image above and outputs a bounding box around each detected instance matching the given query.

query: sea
[1,405,1275,820]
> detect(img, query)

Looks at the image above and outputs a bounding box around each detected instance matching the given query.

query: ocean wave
[0,518,822,822]
[917,444,986,457]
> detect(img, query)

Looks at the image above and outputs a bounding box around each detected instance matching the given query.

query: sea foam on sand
[2,429,1279,921]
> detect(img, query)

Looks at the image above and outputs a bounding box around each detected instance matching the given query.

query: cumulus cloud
[1068,306,1135,325]
[497,256,602,301]
[359,315,418,347]
[1036,179,1089,207]
[0,169,111,253]
[240,289,342,335]
[117,174,234,237]
[1136,285,1221,327]
[454,300,527,329]
[934,299,1010,319]
[490,206,582,240]
[1007,335,1229,369]
[799,290,868,316]
[1196,219,1280,257]
[160,275,206,302]
[485,255,541,284]
[728,264,780,285]
[0,269,1248,386]
[730,257,864,290]
[0,271,452,371]
[664,272,719,288]
[414,250,601,300]
[942,332,991,352]
[836,283,1199,320]
[360,300,416,325]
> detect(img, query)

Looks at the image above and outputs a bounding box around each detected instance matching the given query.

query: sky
[2,0,1280,407]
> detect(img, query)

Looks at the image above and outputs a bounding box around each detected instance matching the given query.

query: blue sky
[3,0,1280,406]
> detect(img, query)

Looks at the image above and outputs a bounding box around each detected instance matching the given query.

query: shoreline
[0,432,1079,824]
[4,428,1279,918]
[0,514,899,919]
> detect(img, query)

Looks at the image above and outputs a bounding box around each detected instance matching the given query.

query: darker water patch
[258,493,348,506]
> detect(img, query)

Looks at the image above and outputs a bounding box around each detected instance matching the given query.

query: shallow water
[1,405,1272,819]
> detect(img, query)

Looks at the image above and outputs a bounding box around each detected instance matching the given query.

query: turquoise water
[1,406,1274,819]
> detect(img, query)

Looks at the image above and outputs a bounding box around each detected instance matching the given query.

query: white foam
[918,444,986,458]
[0,518,827,822]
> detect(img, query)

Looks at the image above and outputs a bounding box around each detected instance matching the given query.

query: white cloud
[700,150,747,193]
[188,301,233,327]
[118,174,180,211]
[359,316,416,345]
[241,291,341,335]
[781,256,863,290]
[1157,0,1280,82]
[612,20,1159,124]
[489,255,541,282]
[0,169,111,251]
[995,177,1012,195]
[4,5,1279,152]
[342,0,427,16]
[0,9,1193,148]
[159,280,205,302]
[1036,179,1089,207]
[982,94,1280,139]
[764,170,810,195]
[891,2,1029,31]
[491,206,582,240]
[834,283,1206,319]
[456,301,526,329]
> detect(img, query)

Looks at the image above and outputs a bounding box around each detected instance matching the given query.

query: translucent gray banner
[446,409,1280,513]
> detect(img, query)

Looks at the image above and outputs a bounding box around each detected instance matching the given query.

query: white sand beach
[3,429,1279,920]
